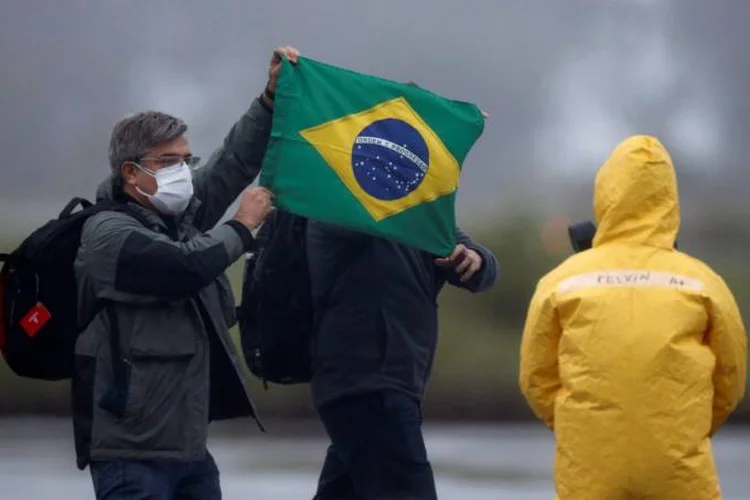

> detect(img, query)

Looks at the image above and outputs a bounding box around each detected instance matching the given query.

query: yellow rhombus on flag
[300,97,461,222]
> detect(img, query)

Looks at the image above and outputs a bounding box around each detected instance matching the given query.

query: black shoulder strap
[96,300,130,419]
[58,196,154,232]
[94,200,154,229]
[105,304,124,388]
[59,197,93,218]
[93,201,152,418]
[97,199,153,371]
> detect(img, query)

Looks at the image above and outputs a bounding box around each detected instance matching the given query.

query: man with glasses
[71,45,299,499]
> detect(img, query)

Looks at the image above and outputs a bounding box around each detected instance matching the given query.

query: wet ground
[0,417,748,499]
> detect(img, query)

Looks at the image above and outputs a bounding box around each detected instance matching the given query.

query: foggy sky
[1,0,749,233]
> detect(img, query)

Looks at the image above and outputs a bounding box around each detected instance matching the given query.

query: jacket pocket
[124,301,200,358]
[97,360,131,420]
[91,350,201,454]
[123,348,198,449]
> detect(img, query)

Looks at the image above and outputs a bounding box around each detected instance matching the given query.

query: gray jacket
[72,98,271,469]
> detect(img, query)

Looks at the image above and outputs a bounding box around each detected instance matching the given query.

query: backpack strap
[93,201,151,419]
[59,196,154,230]
[96,302,130,419]
[95,200,154,229]
[105,303,125,396]
[59,197,94,218]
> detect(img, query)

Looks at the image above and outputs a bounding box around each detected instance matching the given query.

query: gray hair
[108,111,188,190]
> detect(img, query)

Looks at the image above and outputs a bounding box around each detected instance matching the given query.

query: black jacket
[306,221,498,408]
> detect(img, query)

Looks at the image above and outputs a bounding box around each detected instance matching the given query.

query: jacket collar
[94,175,202,232]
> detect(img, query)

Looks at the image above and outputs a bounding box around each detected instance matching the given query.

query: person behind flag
[71,45,300,500]
[519,135,747,499]
[307,223,498,499]
[256,56,497,498]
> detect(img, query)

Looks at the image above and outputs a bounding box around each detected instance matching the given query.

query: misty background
[1,1,750,498]
[2,1,750,231]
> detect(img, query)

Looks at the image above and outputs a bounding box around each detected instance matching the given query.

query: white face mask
[135,162,194,216]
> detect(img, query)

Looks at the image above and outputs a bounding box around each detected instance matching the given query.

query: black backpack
[0,197,148,381]
[238,209,315,387]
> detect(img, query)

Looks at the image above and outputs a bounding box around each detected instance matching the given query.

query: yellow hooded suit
[519,135,747,499]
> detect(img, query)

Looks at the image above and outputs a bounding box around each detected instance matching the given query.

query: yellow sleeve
[706,276,748,436]
[519,279,562,429]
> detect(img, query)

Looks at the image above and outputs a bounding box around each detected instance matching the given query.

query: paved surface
[0,417,747,499]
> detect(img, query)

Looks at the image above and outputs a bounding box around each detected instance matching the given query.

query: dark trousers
[314,391,438,500]
[89,451,221,500]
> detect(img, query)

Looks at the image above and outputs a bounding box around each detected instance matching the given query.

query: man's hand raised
[262,45,300,107]
[234,187,275,230]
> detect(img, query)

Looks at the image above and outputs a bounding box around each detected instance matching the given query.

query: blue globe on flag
[351,118,430,201]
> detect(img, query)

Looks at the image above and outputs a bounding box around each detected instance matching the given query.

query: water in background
[0,417,748,499]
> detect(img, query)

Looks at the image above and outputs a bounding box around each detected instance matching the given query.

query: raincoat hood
[593,135,679,249]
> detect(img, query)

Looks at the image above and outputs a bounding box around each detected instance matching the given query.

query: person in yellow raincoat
[519,135,747,499]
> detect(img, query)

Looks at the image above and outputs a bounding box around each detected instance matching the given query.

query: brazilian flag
[259,56,485,256]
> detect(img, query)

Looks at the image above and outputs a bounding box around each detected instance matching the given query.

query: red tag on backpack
[20,303,52,338]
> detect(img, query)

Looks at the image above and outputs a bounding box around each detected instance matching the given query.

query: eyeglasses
[136,155,202,171]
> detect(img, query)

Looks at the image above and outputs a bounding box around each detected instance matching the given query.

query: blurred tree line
[1,209,750,425]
